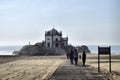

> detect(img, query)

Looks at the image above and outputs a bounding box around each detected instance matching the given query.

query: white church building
[45,28,68,48]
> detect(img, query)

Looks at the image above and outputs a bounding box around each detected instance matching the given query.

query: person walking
[73,50,78,65]
[67,52,69,59]
[82,51,86,66]
[69,50,74,64]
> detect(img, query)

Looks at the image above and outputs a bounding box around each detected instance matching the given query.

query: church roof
[45,28,62,36]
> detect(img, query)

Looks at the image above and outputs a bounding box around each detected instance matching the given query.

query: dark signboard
[98,46,111,72]
[98,47,110,54]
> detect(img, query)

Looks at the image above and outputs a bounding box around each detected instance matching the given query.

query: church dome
[45,28,62,36]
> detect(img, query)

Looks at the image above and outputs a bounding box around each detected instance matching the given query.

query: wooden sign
[98,46,111,72]
[98,47,110,54]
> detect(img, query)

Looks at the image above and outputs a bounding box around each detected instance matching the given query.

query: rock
[12,51,20,55]
[34,42,45,48]
[13,42,82,56]
[77,45,91,53]
[13,44,66,56]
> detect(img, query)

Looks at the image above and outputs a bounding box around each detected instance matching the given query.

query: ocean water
[0,45,120,55]
[88,45,120,54]
[0,46,22,55]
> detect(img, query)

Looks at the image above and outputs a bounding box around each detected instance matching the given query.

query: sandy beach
[0,56,65,80]
[0,54,119,80]
[84,54,120,80]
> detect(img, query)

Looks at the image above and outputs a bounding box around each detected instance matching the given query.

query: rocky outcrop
[13,45,66,56]
[35,42,45,48]
[77,45,91,53]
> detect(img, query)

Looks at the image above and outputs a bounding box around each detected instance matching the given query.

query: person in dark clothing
[67,53,69,59]
[82,51,86,66]
[73,50,78,65]
[79,54,81,59]
[69,50,73,64]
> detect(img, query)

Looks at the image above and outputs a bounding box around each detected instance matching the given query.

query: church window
[47,38,50,40]
[47,42,50,47]
[55,43,59,47]
[56,38,58,41]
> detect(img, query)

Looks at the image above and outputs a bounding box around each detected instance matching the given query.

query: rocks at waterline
[13,42,91,56]
[76,45,91,53]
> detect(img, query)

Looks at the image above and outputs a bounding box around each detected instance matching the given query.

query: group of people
[67,50,86,66]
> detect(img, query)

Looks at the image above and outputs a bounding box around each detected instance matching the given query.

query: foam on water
[0,45,22,55]
[0,51,13,55]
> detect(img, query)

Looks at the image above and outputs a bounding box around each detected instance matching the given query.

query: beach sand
[0,56,65,80]
[0,54,119,80]
[83,54,120,80]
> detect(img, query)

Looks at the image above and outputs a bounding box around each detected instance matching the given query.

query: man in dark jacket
[82,51,86,66]
[69,50,73,64]
[73,50,78,65]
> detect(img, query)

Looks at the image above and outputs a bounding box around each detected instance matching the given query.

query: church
[45,28,68,48]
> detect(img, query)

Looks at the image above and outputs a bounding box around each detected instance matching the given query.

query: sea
[88,45,120,54]
[0,45,22,55]
[0,45,120,55]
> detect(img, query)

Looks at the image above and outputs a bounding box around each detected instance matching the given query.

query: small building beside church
[45,28,68,48]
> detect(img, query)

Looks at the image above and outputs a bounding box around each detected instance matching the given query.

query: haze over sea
[0,45,120,55]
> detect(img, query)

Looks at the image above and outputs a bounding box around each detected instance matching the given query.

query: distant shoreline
[0,52,120,55]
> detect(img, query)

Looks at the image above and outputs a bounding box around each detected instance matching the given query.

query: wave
[0,51,14,55]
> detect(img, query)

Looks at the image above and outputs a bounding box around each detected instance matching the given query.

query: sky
[0,0,120,46]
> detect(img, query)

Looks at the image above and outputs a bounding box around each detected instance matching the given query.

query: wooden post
[109,46,111,72]
[98,46,100,72]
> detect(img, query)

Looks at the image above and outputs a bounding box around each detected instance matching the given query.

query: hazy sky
[0,0,120,46]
